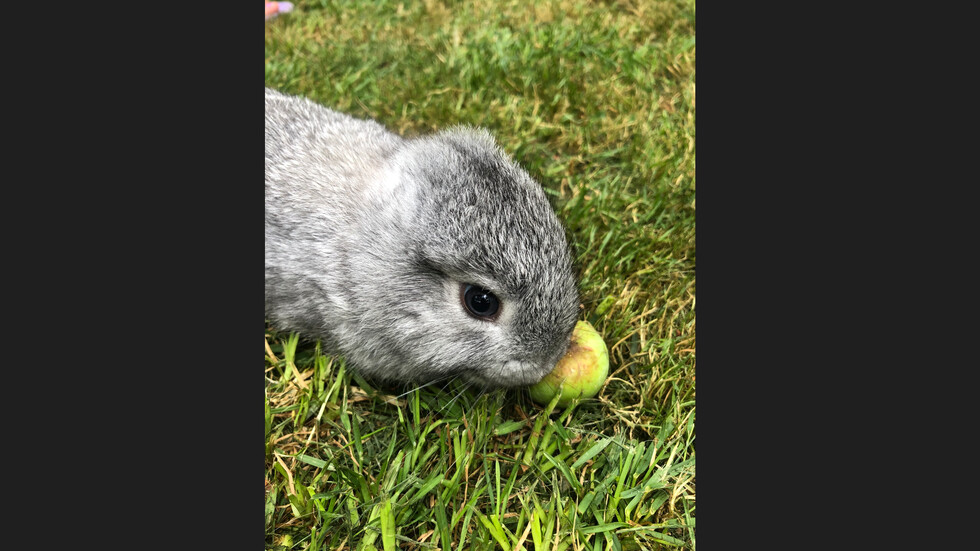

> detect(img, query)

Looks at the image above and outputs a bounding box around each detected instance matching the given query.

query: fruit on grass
[528,320,609,408]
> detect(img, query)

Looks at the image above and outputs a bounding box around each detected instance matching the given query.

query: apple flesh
[529,320,609,408]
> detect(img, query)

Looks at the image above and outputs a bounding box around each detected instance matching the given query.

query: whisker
[439,375,458,395]
[440,379,473,414]
[395,374,454,399]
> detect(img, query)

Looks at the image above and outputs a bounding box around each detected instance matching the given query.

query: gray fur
[265,88,579,388]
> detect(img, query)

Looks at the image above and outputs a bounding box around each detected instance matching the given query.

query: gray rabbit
[265,88,579,388]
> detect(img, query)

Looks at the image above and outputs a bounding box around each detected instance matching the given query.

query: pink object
[266,1,294,20]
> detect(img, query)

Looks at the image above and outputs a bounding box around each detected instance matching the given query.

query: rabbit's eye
[461,284,500,320]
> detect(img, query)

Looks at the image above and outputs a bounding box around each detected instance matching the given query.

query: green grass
[265,0,695,548]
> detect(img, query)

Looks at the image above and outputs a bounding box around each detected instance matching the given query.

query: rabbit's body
[265,88,579,387]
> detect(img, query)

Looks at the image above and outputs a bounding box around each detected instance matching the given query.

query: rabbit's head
[341,128,580,388]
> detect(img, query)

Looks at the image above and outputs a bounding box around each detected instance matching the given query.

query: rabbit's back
[265,89,409,343]
[265,88,404,221]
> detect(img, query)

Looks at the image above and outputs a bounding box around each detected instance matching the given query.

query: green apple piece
[528,320,609,408]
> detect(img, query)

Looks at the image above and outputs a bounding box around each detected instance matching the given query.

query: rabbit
[265,87,580,388]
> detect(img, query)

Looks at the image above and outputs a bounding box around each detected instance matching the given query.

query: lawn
[265,1,696,549]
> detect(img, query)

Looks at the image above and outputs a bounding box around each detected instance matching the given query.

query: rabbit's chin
[463,360,552,389]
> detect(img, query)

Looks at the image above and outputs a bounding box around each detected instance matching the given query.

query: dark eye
[461,284,500,320]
